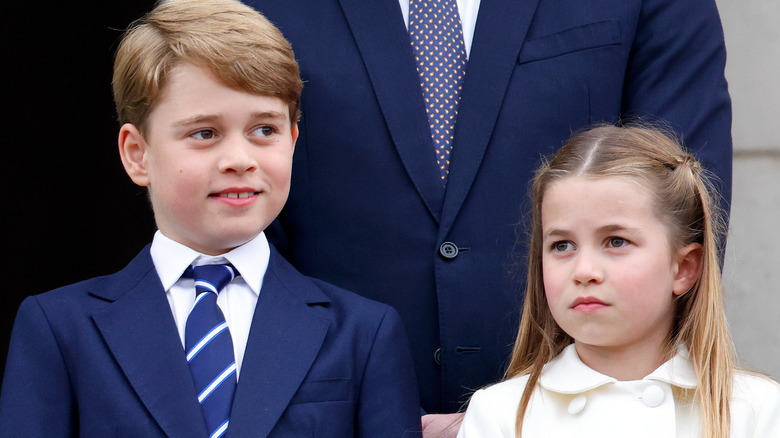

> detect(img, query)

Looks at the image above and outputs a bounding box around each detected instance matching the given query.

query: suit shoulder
[23,274,110,307]
[311,277,393,313]
[307,276,403,337]
[270,248,396,319]
[18,245,154,313]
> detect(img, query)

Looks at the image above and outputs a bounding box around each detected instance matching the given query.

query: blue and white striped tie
[184,264,238,438]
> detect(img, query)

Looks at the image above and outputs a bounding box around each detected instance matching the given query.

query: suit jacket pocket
[518,20,621,64]
[289,377,353,404]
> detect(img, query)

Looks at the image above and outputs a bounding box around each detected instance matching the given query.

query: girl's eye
[553,241,574,252]
[191,129,216,140]
[253,125,276,137]
[608,237,627,248]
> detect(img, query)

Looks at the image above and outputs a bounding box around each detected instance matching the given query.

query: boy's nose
[572,252,604,285]
[219,137,258,174]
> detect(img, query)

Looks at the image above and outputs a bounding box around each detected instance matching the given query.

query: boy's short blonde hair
[113,0,302,133]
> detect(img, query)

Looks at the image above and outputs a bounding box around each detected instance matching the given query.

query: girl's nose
[572,251,604,285]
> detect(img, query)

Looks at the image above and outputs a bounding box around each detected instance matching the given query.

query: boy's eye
[191,129,216,140]
[607,237,627,248]
[552,241,574,252]
[252,125,276,137]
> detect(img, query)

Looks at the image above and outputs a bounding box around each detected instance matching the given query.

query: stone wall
[716,0,780,379]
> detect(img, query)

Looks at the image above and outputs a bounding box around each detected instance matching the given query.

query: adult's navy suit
[0,246,421,437]
[247,0,732,413]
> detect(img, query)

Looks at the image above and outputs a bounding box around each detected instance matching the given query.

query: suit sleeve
[356,306,422,437]
[623,0,732,216]
[0,297,76,437]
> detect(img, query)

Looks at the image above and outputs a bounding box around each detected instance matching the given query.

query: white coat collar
[540,344,698,394]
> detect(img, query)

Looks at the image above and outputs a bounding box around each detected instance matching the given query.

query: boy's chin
[158,219,273,255]
[193,231,266,255]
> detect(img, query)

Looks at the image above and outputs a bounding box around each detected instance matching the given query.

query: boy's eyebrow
[172,114,219,128]
[249,110,288,120]
[172,111,288,128]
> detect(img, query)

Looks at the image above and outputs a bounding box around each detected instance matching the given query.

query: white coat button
[568,394,587,415]
[641,385,665,407]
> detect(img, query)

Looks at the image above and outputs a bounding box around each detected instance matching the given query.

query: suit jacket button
[641,385,665,407]
[434,348,442,365]
[568,394,587,415]
[439,242,458,259]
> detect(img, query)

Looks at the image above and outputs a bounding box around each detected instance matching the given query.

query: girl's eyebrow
[543,224,640,239]
[543,228,570,240]
[597,224,640,234]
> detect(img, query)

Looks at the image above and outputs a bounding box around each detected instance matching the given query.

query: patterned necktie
[184,264,238,438]
[409,0,468,184]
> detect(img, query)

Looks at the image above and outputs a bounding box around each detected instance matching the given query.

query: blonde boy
[0,1,421,436]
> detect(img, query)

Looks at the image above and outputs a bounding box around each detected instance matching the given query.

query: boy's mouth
[210,187,262,199]
[214,191,257,199]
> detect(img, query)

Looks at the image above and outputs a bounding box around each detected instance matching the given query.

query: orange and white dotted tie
[409,0,468,184]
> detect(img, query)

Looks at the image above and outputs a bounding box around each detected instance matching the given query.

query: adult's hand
[422,413,464,438]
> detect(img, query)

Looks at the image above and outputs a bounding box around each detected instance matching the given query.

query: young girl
[458,126,780,437]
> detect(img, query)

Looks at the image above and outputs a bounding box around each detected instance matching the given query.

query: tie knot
[188,264,236,295]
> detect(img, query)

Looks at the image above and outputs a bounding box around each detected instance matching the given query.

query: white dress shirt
[400,0,481,58]
[458,344,780,437]
[150,230,270,379]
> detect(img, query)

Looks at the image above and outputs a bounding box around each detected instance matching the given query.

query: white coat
[458,344,780,437]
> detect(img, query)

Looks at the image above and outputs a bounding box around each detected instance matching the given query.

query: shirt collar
[150,230,270,295]
[540,343,698,394]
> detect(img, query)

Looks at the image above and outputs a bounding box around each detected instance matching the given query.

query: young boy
[0,1,421,437]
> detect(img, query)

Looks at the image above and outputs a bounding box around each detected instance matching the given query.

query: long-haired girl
[458,125,779,437]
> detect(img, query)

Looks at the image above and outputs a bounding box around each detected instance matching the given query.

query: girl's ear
[118,123,150,187]
[672,243,703,296]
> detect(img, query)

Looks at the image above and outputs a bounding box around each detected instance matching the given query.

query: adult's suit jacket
[0,246,421,437]
[248,0,732,413]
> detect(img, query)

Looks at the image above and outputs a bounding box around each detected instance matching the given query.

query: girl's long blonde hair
[506,125,734,437]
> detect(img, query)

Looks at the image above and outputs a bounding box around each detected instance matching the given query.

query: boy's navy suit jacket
[247,0,733,413]
[0,245,421,437]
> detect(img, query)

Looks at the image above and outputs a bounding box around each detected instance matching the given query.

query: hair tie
[675,154,700,172]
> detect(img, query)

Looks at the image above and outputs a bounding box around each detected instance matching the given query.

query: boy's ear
[118,123,150,187]
[291,123,299,149]
[672,243,703,296]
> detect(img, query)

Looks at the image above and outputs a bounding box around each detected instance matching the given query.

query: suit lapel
[91,248,207,438]
[439,0,540,237]
[227,249,330,437]
[339,0,445,222]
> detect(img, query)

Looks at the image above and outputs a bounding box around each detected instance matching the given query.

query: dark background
[2,2,158,386]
